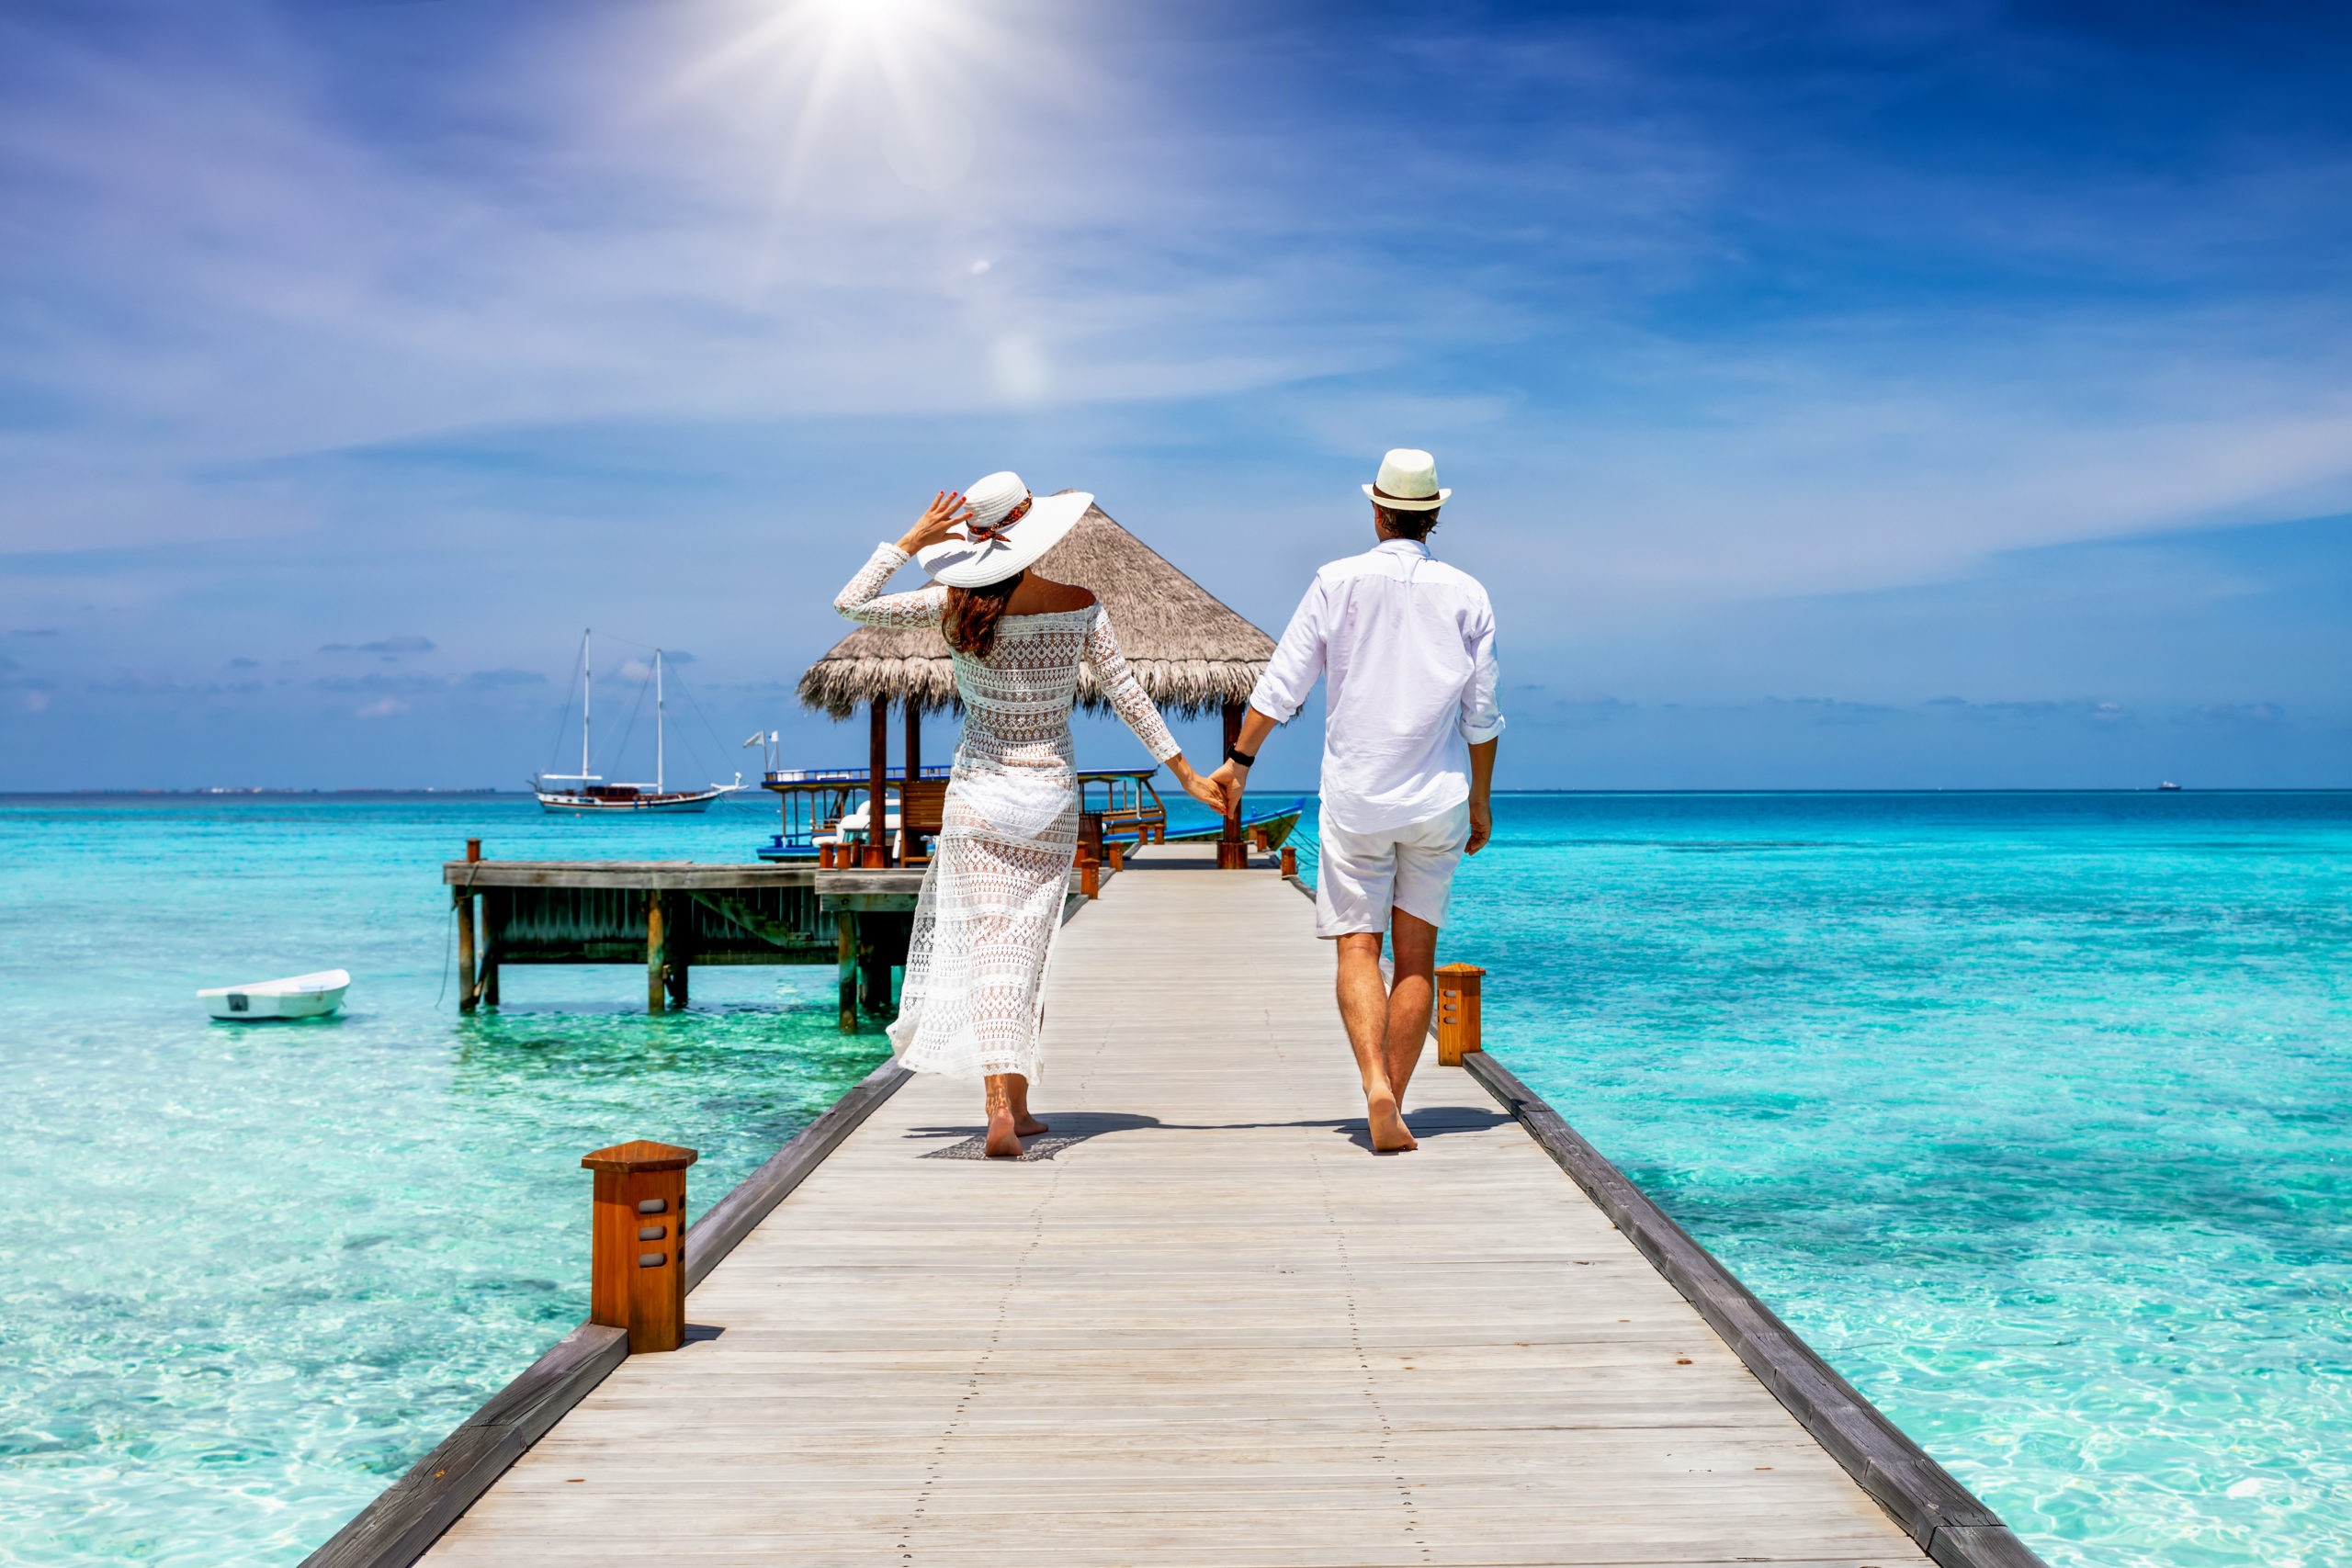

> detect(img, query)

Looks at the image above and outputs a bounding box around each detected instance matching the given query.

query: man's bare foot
[1013,1115,1049,1136]
[984,1111,1024,1158]
[1366,1090,1418,1153]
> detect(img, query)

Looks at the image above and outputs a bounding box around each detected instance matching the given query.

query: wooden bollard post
[1251,826,1270,853]
[1108,842,1125,872]
[1280,845,1297,878]
[819,841,834,869]
[1080,858,1101,898]
[582,1140,697,1354]
[1435,964,1486,1066]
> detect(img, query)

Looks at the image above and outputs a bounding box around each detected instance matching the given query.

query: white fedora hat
[1363,448,1450,511]
[918,472,1094,589]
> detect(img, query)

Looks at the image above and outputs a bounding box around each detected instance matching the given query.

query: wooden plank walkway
[420,846,1933,1567]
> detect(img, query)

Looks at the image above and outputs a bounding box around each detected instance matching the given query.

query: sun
[658,0,1007,192]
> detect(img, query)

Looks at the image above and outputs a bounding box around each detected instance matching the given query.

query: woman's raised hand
[897,491,973,556]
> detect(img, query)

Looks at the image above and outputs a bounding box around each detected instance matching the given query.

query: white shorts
[1315,801,1471,938]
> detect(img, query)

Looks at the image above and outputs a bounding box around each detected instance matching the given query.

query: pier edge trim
[1464,1050,2050,1568]
[297,1055,914,1568]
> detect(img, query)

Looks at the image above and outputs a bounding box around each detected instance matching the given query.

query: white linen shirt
[1248,537,1503,835]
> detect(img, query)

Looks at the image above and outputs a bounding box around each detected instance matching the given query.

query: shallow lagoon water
[1303,791,2352,1568]
[5,791,2347,1566]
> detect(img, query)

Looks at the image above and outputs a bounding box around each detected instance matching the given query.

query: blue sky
[3,0,2349,789]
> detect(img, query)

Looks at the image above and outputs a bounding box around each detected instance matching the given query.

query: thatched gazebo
[801,495,1277,863]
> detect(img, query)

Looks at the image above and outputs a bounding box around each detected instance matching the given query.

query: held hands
[896,491,973,556]
[1208,759,1249,820]
[1169,756,1239,818]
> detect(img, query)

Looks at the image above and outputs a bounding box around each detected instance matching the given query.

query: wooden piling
[1435,962,1486,1066]
[582,1139,697,1355]
[1109,842,1125,873]
[456,889,478,1013]
[836,909,859,1032]
[481,889,501,1007]
[646,894,667,1014]
[1080,859,1101,898]
[1280,845,1297,878]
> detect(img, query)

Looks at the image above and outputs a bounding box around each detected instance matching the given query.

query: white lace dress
[833,543,1181,1082]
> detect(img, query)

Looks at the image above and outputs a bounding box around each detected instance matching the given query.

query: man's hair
[1374,502,1441,541]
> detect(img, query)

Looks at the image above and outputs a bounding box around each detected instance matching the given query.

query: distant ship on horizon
[2158,781,2183,792]
[532,630,743,815]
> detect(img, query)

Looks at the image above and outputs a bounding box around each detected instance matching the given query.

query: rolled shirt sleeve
[1458,601,1504,744]
[1248,577,1329,724]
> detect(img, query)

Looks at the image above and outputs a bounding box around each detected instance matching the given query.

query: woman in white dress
[833,475,1231,1156]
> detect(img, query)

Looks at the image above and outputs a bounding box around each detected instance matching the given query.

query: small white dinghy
[199,969,351,1021]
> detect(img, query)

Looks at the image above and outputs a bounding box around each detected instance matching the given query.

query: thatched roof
[800,496,1276,720]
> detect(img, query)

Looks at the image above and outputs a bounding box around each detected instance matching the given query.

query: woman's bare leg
[984,1074,1023,1157]
[1005,1074,1047,1137]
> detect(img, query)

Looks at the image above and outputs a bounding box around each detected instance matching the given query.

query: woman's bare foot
[985,1110,1024,1158]
[1366,1089,1418,1153]
[1003,1074,1046,1138]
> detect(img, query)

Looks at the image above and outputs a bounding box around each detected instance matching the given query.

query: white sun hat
[917,471,1094,588]
[1362,448,1450,511]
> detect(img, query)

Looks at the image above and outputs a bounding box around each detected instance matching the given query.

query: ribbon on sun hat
[1363,448,1450,511]
[967,491,1033,544]
[917,471,1095,589]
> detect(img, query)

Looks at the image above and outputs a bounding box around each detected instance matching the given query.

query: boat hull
[199,969,351,1021]
[537,791,722,814]
[1166,805,1304,849]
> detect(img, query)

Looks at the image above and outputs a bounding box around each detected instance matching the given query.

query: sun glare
[665,0,1010,194]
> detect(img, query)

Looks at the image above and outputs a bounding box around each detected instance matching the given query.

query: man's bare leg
[1385,909,1440,1105]
[1336,931,1417,1151]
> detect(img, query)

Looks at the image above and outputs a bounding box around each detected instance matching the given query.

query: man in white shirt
[1214,449,1503,1153]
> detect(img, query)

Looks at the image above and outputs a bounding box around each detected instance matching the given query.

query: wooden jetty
[327,842,2044,1568]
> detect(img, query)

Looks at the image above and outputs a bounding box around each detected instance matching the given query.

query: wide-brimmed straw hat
[918,472,1094,588]
[1363,448,1450,511]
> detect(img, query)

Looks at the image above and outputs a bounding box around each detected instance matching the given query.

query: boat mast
[655,649,666,795]
[582,628,593,786]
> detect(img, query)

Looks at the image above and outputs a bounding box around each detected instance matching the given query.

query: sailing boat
[532,630,742,814]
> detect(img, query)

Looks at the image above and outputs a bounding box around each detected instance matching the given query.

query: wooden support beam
[456,888,478,1013]
[481,889,502,1008]
[904,696,922,782]
[1218,699,1248,868]
[859,919,892,1015]
[866,698,890,870]
[836,909,859,1032]
[646,894,667,1014]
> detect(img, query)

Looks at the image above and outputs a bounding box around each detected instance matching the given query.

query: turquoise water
[4,792,2346,1565]
[1301,792,2352,1568]
[0,797,892,1566]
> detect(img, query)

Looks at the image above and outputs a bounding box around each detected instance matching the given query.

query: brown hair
[943,570,1024,657]
[1374,502,1441,541]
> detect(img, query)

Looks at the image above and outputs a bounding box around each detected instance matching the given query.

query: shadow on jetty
[910,1103,1512,1161]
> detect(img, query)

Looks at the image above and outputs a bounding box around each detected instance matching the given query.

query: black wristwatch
[1226,744,1257,768]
